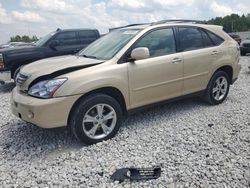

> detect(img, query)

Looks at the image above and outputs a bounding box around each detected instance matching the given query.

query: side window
[178,27,203,51]
[134,28,176,57]
[54,31,77,46]
[200,30,214,47]
[206,31,224,45]
[78,30,97,44]
[79,30,97,39]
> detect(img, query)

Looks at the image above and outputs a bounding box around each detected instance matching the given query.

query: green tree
[21,35,30,42]
[10,35,21,42]
[9,35,39,42]
[208,13,250,32]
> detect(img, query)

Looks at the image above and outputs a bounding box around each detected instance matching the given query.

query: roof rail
[152,19,207,25]
[109,19,207,31]
[109,23,150,31]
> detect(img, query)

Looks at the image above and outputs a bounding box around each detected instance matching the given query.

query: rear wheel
[70,94,123,145]
[204,71,230,105]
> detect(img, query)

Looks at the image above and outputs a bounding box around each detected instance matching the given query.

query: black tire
[240,51,246,56]
[204,71,230,105]
[70,93,123,145]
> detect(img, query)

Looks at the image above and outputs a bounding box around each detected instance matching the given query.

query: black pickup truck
[0,28,100,84]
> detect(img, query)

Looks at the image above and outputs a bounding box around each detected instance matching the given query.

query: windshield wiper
[82,54,97,59]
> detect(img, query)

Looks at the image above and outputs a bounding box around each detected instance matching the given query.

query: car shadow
[0,82,15,93]
[121,97,209,129]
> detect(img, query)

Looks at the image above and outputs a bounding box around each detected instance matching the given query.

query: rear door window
[79,30,97,38]
[78,30,98,44]
[54,31,78,46]
[178,27,203,51]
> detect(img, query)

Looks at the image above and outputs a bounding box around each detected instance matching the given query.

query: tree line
[10,35,38,43]
[207,13,250,33]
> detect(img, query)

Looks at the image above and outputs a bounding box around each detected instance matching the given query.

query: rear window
[56,31,77,40]
[206,31,224,45]
[54,31,78,46]
[200,29,214,47]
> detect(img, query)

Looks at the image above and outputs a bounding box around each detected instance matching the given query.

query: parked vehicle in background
[0,28,100,84]
[11,20,241,144]
[0,42,35,49]
[240,40,250,56]
[246,53,250,70]
[228,33,241,45]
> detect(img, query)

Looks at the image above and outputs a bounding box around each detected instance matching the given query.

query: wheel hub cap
[212,76,228,101]
[82,104,117,140]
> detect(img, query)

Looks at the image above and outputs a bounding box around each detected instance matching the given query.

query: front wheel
[70,94,123,145]
[204,71,230,105]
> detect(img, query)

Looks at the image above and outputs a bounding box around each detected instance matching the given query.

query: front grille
[243,43,250,48]
[16,73,31,86]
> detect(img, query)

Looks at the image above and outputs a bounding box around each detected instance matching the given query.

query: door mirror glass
[131,47,150,61]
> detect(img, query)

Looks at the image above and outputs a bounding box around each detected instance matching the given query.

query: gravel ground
[0,57,249,188]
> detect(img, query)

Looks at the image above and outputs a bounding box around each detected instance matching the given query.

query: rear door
[127,28,183,108]
[177,26,224,95]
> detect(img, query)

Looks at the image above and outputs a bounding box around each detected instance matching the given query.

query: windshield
[79,29,141,60]
[35,32,56,47]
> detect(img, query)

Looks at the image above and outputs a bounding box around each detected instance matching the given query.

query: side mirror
[130,47,150,61]
[49,40,59,50]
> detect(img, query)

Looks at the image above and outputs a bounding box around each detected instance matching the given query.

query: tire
[240,51,246,56]
[70,93,123,145]
[204,71,230,105]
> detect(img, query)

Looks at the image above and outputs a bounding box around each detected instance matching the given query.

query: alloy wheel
[212,76,228,101]
[82,104,117,139]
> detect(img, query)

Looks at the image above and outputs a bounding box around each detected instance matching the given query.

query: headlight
[0,54,4,69]
[28,78,67,98]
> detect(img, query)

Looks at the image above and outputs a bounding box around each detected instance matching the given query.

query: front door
[127,28,183,108]
[47,31,80,57]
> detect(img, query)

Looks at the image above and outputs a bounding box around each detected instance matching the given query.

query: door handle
[172,58,182,64]
[211,51,219,55]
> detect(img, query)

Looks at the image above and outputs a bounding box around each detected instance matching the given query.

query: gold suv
[11,20,241,144]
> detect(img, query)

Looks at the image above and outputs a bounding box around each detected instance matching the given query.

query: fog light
[27,111,34,119]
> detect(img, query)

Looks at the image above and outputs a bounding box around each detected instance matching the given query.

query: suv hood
[19,55,103,90]
[0,46,37,54]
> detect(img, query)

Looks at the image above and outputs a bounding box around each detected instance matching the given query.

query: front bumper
[0,70,11,83]
[11,87,81,128]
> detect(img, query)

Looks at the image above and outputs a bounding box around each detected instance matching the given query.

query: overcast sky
[0,0,249,43]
